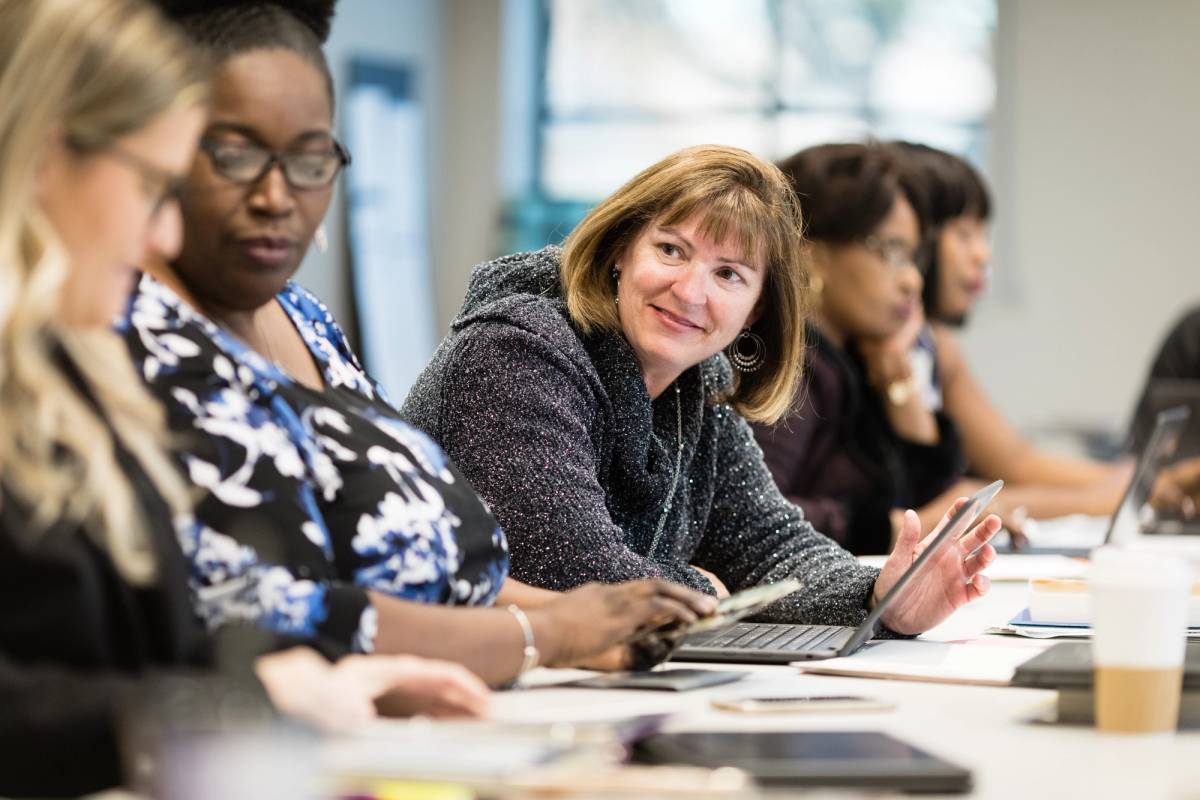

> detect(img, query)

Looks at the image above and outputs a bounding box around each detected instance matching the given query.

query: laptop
[1127,379,1200,460]
[1023,405,1192,556]
[670,480,1003,665]
[1132,382,1200,535]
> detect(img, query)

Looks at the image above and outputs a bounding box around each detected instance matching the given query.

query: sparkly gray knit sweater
[401,246,881,627]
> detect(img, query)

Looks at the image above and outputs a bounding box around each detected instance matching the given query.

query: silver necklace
[255,313,283,367]
[218,309,286,373]
[648,381,683,558]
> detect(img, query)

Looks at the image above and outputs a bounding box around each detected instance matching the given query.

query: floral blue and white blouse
[120,274,508,656]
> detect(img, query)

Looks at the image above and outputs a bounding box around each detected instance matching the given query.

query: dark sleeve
[0,658,269,798]
[422,323,712,594]
[753,388,892,550]
[175,509,373,661]
[1128,307,1200,450]
[694,408,881,627]
[897,410,965,506]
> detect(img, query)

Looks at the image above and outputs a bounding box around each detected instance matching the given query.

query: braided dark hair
[154,1,337,101]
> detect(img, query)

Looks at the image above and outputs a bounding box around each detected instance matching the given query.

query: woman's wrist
[504,605,540,677]
[522,607,565,668]
[253,648,329,713]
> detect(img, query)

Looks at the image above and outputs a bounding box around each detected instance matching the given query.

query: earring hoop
[728,328,766,373]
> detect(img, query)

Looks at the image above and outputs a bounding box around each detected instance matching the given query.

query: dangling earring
[313,223,329,255]
[612,264,620,304]
[728,328,766,373]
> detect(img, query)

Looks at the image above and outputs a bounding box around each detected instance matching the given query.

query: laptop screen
[1107,405,1190,544]
[839,480,1004,654]
[1127,380,1200,459]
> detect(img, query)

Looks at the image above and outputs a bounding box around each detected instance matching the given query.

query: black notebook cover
[1012,641,1200,690]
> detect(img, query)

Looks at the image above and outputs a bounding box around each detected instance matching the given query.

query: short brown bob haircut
[560,144,809,425]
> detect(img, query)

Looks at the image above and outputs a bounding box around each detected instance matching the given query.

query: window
[502,0,995,251]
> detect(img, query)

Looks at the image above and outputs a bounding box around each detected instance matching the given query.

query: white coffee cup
[1089,546,1192,734]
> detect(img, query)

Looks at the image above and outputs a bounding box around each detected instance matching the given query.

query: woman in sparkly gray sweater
[403,145,1000,636]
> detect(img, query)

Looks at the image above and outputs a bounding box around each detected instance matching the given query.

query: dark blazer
[0,345,271,798]
[753,326,964,555]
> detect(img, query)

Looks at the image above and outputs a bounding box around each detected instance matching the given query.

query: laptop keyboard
[685,623,850,653]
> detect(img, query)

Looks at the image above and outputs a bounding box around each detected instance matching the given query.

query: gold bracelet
[506,604,540,680]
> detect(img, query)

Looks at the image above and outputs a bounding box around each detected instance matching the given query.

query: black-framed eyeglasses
[199,138,352,190]
[860,235,928,274]
[92,143,187,218]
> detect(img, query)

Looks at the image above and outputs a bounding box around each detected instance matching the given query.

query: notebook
[1012,640,1200,690]
[633,730,972,793]
[1012,641,1200,725]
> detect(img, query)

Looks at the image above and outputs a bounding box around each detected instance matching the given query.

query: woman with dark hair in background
[1128,305,1200,452]
[752,143,968,555]
[123,0,712,686]
[890,142,1130,533]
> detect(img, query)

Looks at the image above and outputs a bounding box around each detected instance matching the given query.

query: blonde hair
[561,145,810,424]
[0,0,208,584]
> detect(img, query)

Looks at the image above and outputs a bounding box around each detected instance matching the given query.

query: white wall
[295,0,504,349]
[295,0,444,348]
[971,0,1200,436]
[431,0,504,331]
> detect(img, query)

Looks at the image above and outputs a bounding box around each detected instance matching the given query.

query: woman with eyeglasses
[0,0,512,795]
[122,0,713,682]
[751,143,968,555]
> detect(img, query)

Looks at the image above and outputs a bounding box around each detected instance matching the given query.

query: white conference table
[487,578,1200,799]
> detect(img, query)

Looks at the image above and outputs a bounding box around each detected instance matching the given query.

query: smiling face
[172,48,335,313]
[934,215,991,325]
[812,195,923,343]
[38,105,205,327]
[615,215,765,397]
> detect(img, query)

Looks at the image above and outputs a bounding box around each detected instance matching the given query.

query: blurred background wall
[295,0,1200,444]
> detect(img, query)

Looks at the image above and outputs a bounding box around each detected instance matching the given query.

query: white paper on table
[793,638,1049,686]
[1022,514,1109,550]
[322,733,570,780]
[981,554,1088,581]
[986,623,1092,639]
[858,553,1087,582]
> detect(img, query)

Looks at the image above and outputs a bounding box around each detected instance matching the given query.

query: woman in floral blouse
[120,0,712,684]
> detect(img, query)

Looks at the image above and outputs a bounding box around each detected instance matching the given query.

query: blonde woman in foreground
[0,1,489,795]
